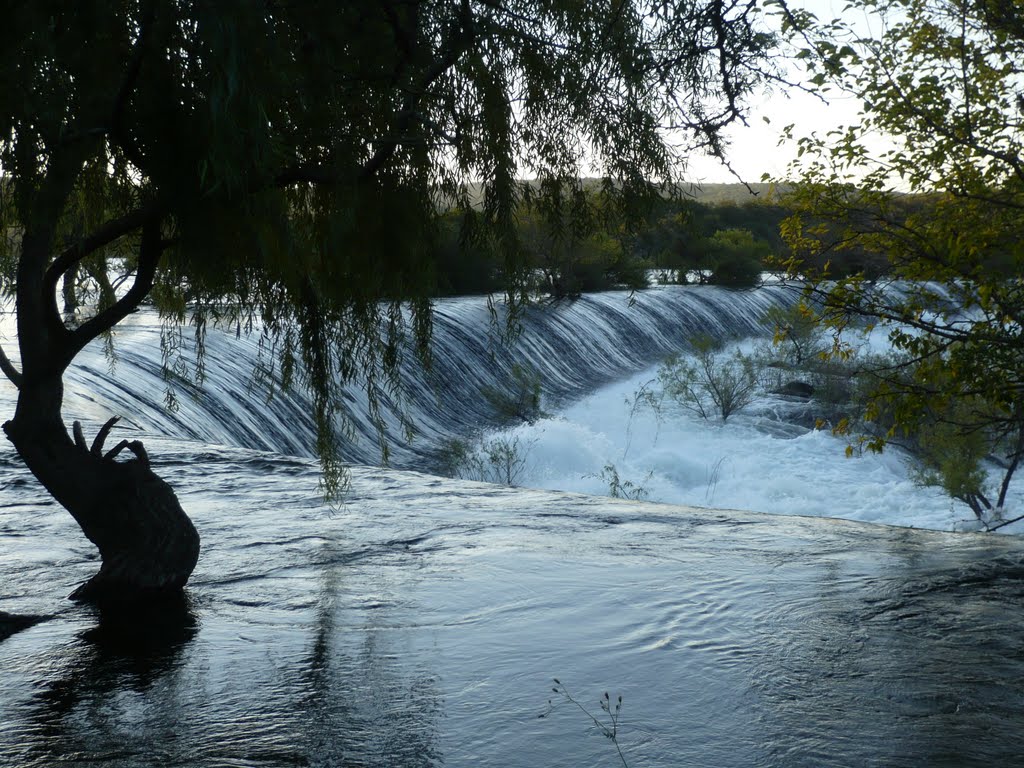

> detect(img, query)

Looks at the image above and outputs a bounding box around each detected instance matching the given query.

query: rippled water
[3,289,1024,766]
[3,442,1024,767]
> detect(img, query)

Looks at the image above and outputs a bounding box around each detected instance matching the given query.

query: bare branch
[988,511,1024,532]
[72,421,88,451]
[0,344,23,389]
[43,203,157,300]
[91,416,122,457]
[126,440,149,466]
[104,438,149,467]
[63,216,164,366]
[103,439,130,461]
[996,426,1024,509]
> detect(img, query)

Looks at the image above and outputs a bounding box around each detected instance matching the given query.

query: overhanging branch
[43,203,158,299]
[359,0,476,181]
[61,216,164,367]
[273,3,477,190]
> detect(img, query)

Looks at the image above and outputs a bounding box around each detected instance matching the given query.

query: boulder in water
[773,380,815,399]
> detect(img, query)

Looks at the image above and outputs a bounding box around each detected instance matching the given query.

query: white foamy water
[472,340,1024,535]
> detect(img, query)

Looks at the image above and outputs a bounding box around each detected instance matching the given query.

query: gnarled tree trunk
[1,175,199,605]
[4,376,199,604]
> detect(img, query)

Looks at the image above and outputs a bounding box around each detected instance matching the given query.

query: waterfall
[55,284,798,470]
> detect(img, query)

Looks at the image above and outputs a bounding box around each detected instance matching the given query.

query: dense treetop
[0,1,781,488]
[771,0,1024,524]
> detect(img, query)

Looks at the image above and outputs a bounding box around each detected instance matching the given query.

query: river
[1,287,1023,766]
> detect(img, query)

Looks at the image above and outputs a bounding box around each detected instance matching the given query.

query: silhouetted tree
[0,0,779,601]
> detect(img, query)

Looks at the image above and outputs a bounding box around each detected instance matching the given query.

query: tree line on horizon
[428,186,961,299]
[430,191,792,296]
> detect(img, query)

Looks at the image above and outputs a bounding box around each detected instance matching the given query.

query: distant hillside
[685,182,782,204]
[458,180,786,208]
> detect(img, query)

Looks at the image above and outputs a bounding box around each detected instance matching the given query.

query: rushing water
[2,287,1024,767]
[467,344,1024,534]
[55,286,794,467]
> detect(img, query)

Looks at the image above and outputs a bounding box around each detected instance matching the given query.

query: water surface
[2,289,1023,766]
[2,443,1023,767]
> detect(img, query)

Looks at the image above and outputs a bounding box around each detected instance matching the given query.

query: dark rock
[0,610,47,642]
[772,380,815,399]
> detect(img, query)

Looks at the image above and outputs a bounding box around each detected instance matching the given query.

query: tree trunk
[4,377,200,605]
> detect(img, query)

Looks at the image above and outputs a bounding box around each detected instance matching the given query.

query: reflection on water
[748,549,1024,767]
[298,543,441,766]
[2,448,1024,767]
[25,596,197,766]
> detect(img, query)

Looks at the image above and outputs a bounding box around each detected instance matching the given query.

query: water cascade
[58,285,797,468]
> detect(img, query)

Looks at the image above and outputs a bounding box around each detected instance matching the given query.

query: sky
[683,0,876,186]
[683,86,868,186]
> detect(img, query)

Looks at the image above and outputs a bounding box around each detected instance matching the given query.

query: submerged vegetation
[448,290,1024,529]
[438,432,536,486]
[658,335,759,423]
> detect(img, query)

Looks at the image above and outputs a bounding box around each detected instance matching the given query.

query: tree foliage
[770,0,1024,525]
[704,227,767,286]
[516,192,648,297]
[659,335,758,422]
[631,198,785,286]
[0,1,781,493]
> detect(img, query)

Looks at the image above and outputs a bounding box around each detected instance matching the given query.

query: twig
[72,421,88,451]
[987,512,1024,532]
[104,439,150,467]
[541,679,629,768]
[91,416,121,456]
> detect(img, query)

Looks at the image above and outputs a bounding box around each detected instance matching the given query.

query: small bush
[762,303,829,368]
[481,364,548,424]
[438,433,535,486]
[597,463,651,500]
[705,228,768,288]
[659,335,758,422]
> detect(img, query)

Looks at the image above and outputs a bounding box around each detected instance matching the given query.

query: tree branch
[91,416,122,457]
[62,216,164,368]
[273,12,476,189]
[104,438,150,467]
[108,0,156,174]
[0,344,23,389]
[988,510,1024,532]
[359,0,476,181]
[997,424,1024,509]
[72,420,88,450]
[43,203,157,300]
